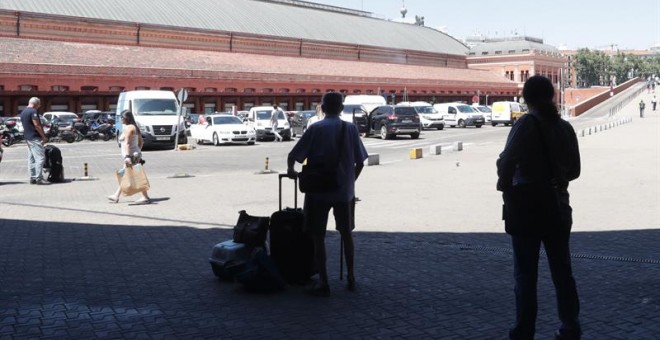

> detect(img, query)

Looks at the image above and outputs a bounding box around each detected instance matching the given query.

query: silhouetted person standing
[497,76,582,340]
[639,100,645,118]
[287,92,368,297]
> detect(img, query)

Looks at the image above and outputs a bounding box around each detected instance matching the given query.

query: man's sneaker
[34,179,50,185]
[29,179,37,184]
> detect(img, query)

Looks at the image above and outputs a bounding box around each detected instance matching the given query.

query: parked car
[471,104,492,123]
[367,105,421,139]
[397,101,445,130]
[246,106,291,141]
[433,103,484,128]
[6,116,51,133]
[340,104,369,133]
[290,110,316,137]
[189,114,256,145]
[43,112,79,126]
[490,101,524,126]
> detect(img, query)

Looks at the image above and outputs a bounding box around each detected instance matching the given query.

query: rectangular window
[50,105,69,111]
[243,103,254,111]
[223,103,235,113]
[279,102,288,110]
[295,102,304,111]
[81,104,98,111]
[494,51,502,55]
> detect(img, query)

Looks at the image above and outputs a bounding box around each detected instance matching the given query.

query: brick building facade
[0,2,520,116]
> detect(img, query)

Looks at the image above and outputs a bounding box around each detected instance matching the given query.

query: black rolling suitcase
[269,174,315,284]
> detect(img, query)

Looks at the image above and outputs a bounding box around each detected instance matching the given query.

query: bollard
[429,144,442,155]
[367,154,380,166]
[75,162,98,181]
[409,148,422,160]
[580,129,585,137]
[453,141,463,151]
[265,157,269,171]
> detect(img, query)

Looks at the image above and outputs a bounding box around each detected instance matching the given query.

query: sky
[312,0,660,50]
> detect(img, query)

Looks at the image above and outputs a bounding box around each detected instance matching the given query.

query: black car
[367,105,421,139]
[290,110,316,137]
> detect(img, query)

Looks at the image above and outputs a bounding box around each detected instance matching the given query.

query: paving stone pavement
[0,91,658,339]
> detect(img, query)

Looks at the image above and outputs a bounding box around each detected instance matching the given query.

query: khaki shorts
[303,196,355,237]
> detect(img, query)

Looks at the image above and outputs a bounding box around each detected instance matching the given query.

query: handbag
[298,122,346,193]
[116,164,150,196]
[503,115,561,236]
[233,210,270,246]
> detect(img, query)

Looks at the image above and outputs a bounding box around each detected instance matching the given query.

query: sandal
[134,198,151,205]
[107,195,119,203]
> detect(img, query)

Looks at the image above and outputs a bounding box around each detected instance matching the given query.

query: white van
[433,103,484,128]
[397,101,445,130]
[115,90,186,147]
[490,101,525,126]
[343,95,386,133]
[246,106,291,141]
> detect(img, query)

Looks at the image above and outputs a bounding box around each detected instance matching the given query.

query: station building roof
[468,37,560,57]
[0,38,513,88]
[0,0,468,56]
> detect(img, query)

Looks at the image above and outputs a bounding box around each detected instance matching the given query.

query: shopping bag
[116,164,150,196]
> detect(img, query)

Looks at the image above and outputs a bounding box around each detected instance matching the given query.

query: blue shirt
[20,107,41,141]
[289,115,368,202]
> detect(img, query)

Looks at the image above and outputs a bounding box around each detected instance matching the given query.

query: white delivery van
[397,101,445,130]
[115,90,186,148]
[433,102,485,128]
[343,95,386,134]
[490,101,525,126]
[246,106,291,141]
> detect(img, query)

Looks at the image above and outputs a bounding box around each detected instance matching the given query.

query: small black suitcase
[269,174,315,284]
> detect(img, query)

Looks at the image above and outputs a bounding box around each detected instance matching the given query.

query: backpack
[235,248,286,293]
[45,145,65,183]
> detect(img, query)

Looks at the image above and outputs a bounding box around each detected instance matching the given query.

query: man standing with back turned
[20,97,49,185]
[287,92,368,297]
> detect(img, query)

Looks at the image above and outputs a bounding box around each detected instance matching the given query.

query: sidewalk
[0,92,658,339]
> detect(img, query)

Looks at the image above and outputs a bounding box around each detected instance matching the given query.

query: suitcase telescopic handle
[278,173,298,210]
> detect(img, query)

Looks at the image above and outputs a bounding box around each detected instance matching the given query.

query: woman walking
[107,110,151,204]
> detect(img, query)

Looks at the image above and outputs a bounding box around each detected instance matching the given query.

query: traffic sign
[177,88,189,103]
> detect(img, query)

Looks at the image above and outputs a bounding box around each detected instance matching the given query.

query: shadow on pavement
[0,219,658,338]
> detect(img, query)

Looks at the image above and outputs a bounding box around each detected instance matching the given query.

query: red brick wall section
[571,78,643,116]
[0,12,16,37]
[18,14,137,46]
[564,88,609,107]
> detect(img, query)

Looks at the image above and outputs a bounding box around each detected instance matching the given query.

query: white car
[246,106,291,141]
[397,101,445,130]
[189,114,256,146]
[471,105,492,123]
[433,103,485,128]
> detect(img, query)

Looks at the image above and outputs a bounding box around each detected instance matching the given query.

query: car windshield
[476,106,491,113]
[256,110,285,120]
[394,107,417,115]
[134,99,178,116]
[58,115,78,123]
[212,116,243,125]
[343,105,364,114]
[457,105,477,113]
[301,111,316,119]
[414,106,438,114]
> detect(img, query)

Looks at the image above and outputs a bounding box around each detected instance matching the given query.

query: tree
[574,49,612,87]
